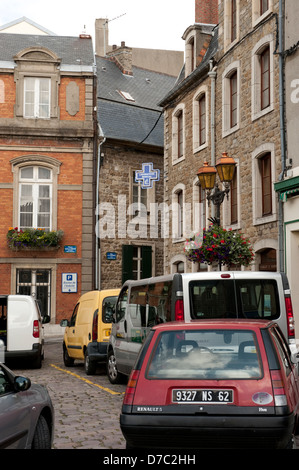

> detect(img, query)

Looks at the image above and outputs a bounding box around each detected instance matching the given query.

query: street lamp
[197,152,237,225]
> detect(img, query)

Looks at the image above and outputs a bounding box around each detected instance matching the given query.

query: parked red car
[120,320,299,449]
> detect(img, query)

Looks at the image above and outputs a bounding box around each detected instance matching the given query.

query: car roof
[152,319,275,332]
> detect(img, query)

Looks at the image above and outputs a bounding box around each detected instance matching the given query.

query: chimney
[195,0,218,25]
[95,18,109,56]
[106,41,133,75]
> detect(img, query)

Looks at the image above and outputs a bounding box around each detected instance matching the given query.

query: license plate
[172,389,233,404]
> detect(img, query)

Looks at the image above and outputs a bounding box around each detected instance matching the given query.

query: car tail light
[33,320,39,338]
[285,296,295,339]
[123,370,139,406]
[271,370,287,406]
[92,313,98,341]
[175,299,184,321]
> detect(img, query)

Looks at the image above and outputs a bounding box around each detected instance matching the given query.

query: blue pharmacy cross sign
[135,163,160,189]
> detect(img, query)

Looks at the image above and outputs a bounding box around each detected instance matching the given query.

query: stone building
[160,0,282,274]
[95,33,178,288]
[0,26,95,325]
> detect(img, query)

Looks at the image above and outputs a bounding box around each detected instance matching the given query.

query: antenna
[103,13,126,56]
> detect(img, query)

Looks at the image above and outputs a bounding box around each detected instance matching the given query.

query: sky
[0,0,195,51]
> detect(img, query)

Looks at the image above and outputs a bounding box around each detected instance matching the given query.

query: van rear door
[7,296,36,351]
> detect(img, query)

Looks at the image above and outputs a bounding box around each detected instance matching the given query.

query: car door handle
[124,320,127,333]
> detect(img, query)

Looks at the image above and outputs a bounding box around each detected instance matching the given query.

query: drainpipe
[208,60,217,219]
[95,131,106,290]
[278,0,286,272]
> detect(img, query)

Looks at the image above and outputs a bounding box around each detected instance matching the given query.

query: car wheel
[63,344,74,367]
[84,350,96,375]
[107,349,123,384]
[31,415,51,449]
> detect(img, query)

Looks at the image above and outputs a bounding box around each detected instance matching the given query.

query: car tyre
[63,344,74,367]
[31,415,51,449]
[107,349,124,384]
[84,350,97,375]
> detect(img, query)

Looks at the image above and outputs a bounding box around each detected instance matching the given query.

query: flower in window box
[7,228,64,250]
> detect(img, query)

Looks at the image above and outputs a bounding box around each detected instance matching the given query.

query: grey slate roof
[0,33,94,66]
[96,56,177,147]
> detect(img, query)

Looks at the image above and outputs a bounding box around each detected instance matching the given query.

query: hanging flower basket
[7,227,64,251]
[184,224,254,268]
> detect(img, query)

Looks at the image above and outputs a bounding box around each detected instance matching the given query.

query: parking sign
[62,273,78,293]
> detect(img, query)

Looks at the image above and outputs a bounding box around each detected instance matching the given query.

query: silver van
[107,271,296,383]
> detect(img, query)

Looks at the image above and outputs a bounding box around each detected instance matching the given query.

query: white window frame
[252,0,273,27]
[193,85,209,153]
[18,166,52,230]
[171,183,186,242]
[223,159,241,230]
[251,35,274,121]
[252,143,277,226]
[192,176,207,233]
[172,104,186,165]
[222,61,240,137]
[223,0,240,52]
[24,77,51,119]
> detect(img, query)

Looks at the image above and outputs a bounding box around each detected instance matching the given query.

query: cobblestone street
[10,339,127,449]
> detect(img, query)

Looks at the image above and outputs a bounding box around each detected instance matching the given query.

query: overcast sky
[0,0,195,51]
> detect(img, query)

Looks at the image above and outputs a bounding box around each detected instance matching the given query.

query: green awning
[274,176,299,202]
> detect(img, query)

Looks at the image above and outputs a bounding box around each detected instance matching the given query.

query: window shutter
[141,246,152,279]
[122,245,134,284]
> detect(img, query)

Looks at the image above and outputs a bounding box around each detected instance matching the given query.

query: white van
[107,271,296,383]
[0,295,49,368]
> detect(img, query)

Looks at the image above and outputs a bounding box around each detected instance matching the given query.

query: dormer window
[14,47,60,119]
[24,77,51,119]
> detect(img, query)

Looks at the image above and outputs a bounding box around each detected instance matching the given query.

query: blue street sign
[135,163,160,189]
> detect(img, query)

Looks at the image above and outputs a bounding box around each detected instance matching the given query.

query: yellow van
[60,289,120,375]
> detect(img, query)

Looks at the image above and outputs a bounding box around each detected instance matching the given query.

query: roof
[0,33,94,69]
[159,26,219,107]
[0,17,56,35]
[96,56,177,147]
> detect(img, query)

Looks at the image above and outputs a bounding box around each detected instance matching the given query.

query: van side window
[236,280,279,319]
[148,281,172,325]
[129,286,148,328]
[115,287,128,322]
[70,304,79,327]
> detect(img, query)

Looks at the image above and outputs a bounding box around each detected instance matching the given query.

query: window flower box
[7,227,64,251]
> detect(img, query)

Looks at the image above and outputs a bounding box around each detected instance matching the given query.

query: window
[193,181,206,232]
[14,48,60,119]
[172,105,185,164]
[132,170,147,215]
[24,77,50,119]
[260,153,272,216]
[193,87,208,152]
[252,144,276,225]
[172,184,186,240]
[230,72,238,128]
[261,46,270,110]
[16,269,51,318]
[261,0,269,15]
[19,166,52,230]
[122,245,152,283]
[224,0,239,50]
[222,62,240,136]
[177,190,183,239]
[252,36,274,120]
[230,169,238,224]
[146,329,262,380]
[231,0,237,42]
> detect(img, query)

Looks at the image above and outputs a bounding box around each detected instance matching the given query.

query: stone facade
[161,0,281,274]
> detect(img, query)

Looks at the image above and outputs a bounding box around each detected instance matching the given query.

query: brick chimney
[106,41,133,75]
[195,0,218,24]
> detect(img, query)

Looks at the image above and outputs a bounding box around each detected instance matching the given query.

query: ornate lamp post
[197,152,237,225]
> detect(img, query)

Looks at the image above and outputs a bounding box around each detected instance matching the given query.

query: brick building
[160,0,282,274]
[0,29,95,325]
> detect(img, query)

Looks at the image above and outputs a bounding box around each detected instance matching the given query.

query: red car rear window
[146,329,263,380]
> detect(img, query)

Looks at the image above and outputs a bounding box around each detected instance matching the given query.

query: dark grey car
[0,360,54,449]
